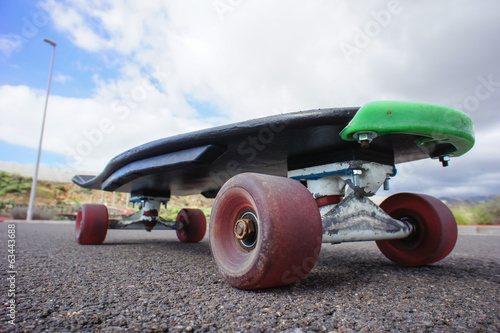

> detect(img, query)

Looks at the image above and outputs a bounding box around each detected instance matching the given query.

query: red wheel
[316,195,343,207]
[209,173,322,290]
[176,209,207,243]
[75,204,109,245]
[376,193,457,266]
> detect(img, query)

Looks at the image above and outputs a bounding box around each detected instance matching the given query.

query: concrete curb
[458,225,500,235]
[1,219,73,225]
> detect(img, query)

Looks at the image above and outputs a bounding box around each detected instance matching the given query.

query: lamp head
[43,38,56,47]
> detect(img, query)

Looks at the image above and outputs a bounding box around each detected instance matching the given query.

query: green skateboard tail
[340,101,475,158]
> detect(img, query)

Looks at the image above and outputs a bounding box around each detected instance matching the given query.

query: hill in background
[0,171,213,221]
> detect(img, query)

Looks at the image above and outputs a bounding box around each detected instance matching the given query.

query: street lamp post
[27,38,56,221]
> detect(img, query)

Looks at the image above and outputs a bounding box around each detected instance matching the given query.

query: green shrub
[160,206,211,221]
[0,184,21,196]
[37,186,55,199]
[20,182,31,189]
[451,196,500,225]
[475,196,500,225]
[161,206,183,221]
[451,208,470,225]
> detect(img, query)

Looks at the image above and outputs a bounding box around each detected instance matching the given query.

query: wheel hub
[235,219,256,239]
[234,211,258,250]
[398,216,419,244]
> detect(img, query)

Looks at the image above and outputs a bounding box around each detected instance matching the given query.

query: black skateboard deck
[72,101,474,199]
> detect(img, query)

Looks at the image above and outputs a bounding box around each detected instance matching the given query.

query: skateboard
[73,100,475,290]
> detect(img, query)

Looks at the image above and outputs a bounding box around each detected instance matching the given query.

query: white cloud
[40,0,108,52]
[0,84,212,172]
[0,35,22,56]
[3,0,498,196]
[39,0,500,124]
[53,72,73,84]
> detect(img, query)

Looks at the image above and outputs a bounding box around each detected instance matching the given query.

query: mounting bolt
[384,176,390,191]
[439,155,450,167]
[352,169,362,187]
[353,132,377,148]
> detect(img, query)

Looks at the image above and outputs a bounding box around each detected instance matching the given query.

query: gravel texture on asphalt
[1,222,499,332]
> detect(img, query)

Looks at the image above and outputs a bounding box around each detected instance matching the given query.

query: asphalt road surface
[1,222,499,332]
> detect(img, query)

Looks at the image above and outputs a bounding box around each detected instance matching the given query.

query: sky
[0,0,499,199]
